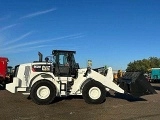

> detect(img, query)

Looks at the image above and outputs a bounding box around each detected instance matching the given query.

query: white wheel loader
[6,50,125,105]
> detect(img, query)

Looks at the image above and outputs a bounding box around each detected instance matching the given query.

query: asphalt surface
[1,83,160,120]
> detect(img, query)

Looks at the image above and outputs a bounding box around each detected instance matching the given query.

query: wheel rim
[37,86,50,99]
[89,87,101,100]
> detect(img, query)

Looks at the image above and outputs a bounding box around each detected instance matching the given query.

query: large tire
[82,81,106,104]
[30,80,56,105]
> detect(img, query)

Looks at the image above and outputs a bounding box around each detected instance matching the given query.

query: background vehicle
[149,68,160,82]
[0,57,13,89]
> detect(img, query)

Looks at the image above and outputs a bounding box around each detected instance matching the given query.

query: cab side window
[59,54,68,66]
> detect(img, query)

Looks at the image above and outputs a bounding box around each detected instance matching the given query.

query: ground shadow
[109,92,147,102]
[52,92,147,104]
[152,83,160,91]
[0,85,5,90]
[153,86,160,91]
[27,95,83,104]
[27,92,146,104]
[52,95,83,104]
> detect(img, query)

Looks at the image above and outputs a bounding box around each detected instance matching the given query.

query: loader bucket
[119,72,157,97]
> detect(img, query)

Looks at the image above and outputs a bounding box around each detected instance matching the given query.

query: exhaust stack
[38,52,43,62]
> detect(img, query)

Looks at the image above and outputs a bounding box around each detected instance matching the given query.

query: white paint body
[6,62,124,97]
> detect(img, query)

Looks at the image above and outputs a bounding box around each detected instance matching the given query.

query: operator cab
[52,50,79,77]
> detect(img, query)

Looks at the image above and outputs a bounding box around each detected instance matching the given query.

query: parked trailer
[6,50,156,105]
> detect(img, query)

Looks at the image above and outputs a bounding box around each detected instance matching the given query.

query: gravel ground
[0,83,160,120]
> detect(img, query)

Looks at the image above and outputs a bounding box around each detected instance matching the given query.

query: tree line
[126,57,160,73]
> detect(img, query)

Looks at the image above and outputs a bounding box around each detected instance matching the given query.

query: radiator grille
[24,66,30,83]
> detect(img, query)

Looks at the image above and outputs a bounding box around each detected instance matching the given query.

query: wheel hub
[89,87,101,100]
[37,86,50,99]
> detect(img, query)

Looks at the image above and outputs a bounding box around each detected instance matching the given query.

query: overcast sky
[0,0,160,70]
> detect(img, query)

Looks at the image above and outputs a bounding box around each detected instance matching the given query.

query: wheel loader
[6,50,156,105]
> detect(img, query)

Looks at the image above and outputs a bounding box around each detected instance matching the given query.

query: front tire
[30,80,56,105]
[82,81,106,104]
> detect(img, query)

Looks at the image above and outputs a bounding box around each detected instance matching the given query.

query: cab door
[54,53,70,77]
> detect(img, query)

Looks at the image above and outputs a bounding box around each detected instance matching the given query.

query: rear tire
[30,80,56,105]
[82,81,106,104]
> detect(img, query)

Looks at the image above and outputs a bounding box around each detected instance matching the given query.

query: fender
[28,73,59,91]
[80,78,93,92]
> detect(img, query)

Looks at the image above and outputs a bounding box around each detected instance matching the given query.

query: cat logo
[42,66,50,71]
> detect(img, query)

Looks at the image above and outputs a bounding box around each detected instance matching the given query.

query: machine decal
[32,65,51,72]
